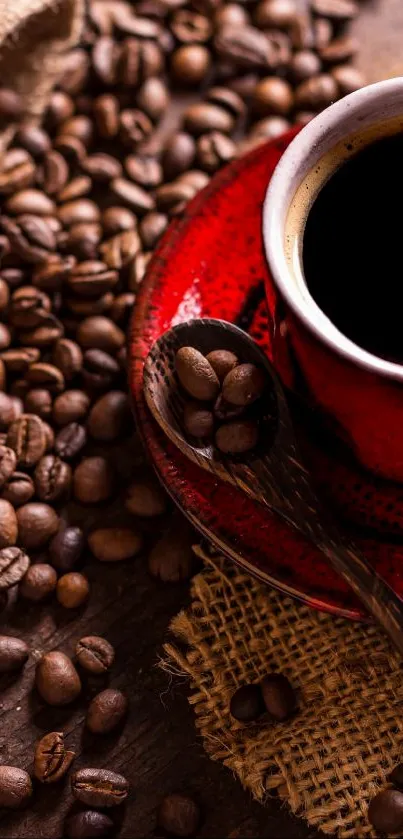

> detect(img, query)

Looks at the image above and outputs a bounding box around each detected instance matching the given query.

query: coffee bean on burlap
[230,684,265,722]
[76,636,115,675]
[0,636,29,672]
[368,789,403,834]
[65,811,114,839]
[0,766,32,809]
[260,673,297,721]
[36,651,81,706]
[158,793,201,838]
[71,768,129,807]
[183,403,214,438]
[34,732,75,783]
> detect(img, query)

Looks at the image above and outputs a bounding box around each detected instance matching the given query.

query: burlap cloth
[164,544,403,838]
[0,0,84,156]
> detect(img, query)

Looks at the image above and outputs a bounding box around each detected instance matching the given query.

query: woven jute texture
[164,544,403,838]
[0,0,84,157]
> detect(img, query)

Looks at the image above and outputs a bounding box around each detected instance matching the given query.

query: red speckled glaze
[129,129,403,621]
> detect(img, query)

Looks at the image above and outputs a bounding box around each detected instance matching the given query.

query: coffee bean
[260,673,296,720]
[148,523,194,582]
[39,149,69,195]
[172,9,212,42]
[34,731,75,783]
[0,635,29,672]
[26,362,65,393]
[215,420,259,454]
[65,810,114,839]
[16,125,51,158]
[92,36,120,85]
[58,199,101,228]
[59,49,89,94]
[125,478,167,517]
[73,456,114,503]
[49,525,84,571]
[155,181,195,215]
[124,155,163,189]
[230,684,265,722]
[32,254,76,292]
[82,349,120,391]
[119,108,153,147]
[52,390,90,427]
[56,572,90,608]
[20,563,58,602]
[158,793,201,837]
[86,688,128,734]
[183,102,234,136]
[139,212,167,249]
[88,527,143,562]
[82,153,123,182]
[87,391,130,441]
[94,94,120,139]
[183,403,214,438]
[171,45,211,85]
[0,150,35,195]
[16,502,59,550]
[197,132,235,173]
[252,77,294,116]
[1,472,34,507]
[0,499,18,549]
[176,347,220,400]
[34,455,72,502]
[0,445,17,488]
[214,24,276,71]
[24,388,53,420]
[58,177,93,205]
[36,651,81,705]
[43,421,55,453]
[0,766,32,809]
[320,34,358,64]
[1,348,39,376]
[5,189,55,217]
[162,133,196,180]
[311,0,358,20]
[71,768,129,808]
[110,177,155,213]
[54,134,86,164]
[0,88,23,120]
[46,91,75,127]
[254,0,297,28]
[137,78,170,122]
[52,339,83,380]
[289,50,322,82]
[77,317,125,353]
[0,214,56,263]
[222,363,266,406]
[63,222,102,261]
[331,64,365,95]
[76,636,115,675]
[368,789,403,833]
[61,115,93,145]
[100,230,141,270]
[55,423,87,460]
[391,764,403,789]
[0,324,11,352]
[0,547,30,589]
[294,73,338,109]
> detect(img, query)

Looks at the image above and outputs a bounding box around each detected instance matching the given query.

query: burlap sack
[0,0,84,156]
[164,545,403,838]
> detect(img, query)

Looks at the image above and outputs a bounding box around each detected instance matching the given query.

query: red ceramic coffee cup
[263,78,403,483]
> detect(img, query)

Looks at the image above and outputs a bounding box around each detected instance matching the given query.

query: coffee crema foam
[284,114,403,296]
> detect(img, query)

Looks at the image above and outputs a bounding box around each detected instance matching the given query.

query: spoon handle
[319,540,403,653]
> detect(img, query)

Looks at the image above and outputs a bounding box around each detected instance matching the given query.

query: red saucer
[129,129,403,621]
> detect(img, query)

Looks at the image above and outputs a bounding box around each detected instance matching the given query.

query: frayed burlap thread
[164,545,403,838]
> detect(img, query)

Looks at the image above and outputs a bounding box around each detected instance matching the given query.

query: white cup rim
[263,77,403,383]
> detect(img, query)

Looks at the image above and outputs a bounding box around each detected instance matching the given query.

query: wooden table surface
[0,2,400,837]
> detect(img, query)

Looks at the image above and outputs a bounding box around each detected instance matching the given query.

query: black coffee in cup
[303,132,403,363]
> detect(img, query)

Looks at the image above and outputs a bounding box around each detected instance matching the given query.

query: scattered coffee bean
[49,525,84,571]
[0,446,17,488]
[6,413,47,468]
[0,546,30,589]
[390,763,403,789]
[0,766,32,809]
[55,422,87,460]
[158,793,201,838]
[86,688,128,734]
[89,527,143,562]
[73,456,114,503]
[87,391,130,441]
[125,478,167,517]
[230,684,265,722]
[65,810,114,839]
[0,498,18,548]
[148,524,194,582]
[34,731,75,783]
[52,389,90,426]
[176,347,220,401]
[331,64,365,95]
[368,789,403,834]
[20,563,57,601]
[0,635,29,672]
[71,768,129,808]
[34,454,72,501]
[16,502,59,550]
[56,572,90,608]
[36,651,81,705]
[76,636,115,675]
[260,673,297,721]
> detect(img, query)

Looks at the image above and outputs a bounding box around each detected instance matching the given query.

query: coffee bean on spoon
[205,349,238,382]
[222,363,266,407]
[175,347,220,400]
[215,420,259,454]
[183,402,214,438]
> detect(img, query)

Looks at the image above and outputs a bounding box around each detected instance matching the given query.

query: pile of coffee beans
[0,0,366,833]
[368,765,403,834]
[230,672,297,722]
[175,346,266,453]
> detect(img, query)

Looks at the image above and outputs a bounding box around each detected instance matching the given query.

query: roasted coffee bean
[58,200,101,228]
[61,115,93,145]
[158,793,201,837]
[162,132,196,180]
[125,478,167,517]
[128,250,152,286]
[230,684,265,722]
[82,349,120,391]
[207,86,245,119]
[155,181,195,215]
[43,421,55,452]
[216,420,259,454]
[94,93,120,139]
[82,154,123,182]
[205,350,238,382]
[172,9,212,42]
[0,88,23,120]
[20,563,58,601]
[171,45,211,85]
[77,317,125,353]
[183,102,234,136]
[110,177,155,213]
[0,766,32,809]
[289,49,322,82]
[49,525,84,571]
[54,134,86,164]
[73,456,114,503]
[222,363,266,406]
[34,455,72,502]
[92,36,120,85]
[260,673,297,720]
[26,362,65,393]
[214,24,276,71]
[32,254,76,292]
[87,391,130,441]
[320,34,358,64]
[56,572,90,608]
[1,472,34,507]
[0,149,35,195]
[5,188,55,217]
[71,768,129,808]
[0,445,16,488]
[252,77,294,116]
[176,347,220,400]
[183,403,214,438]
[34,731,75,783]
[254,0,297,27]
[58,177,92,203]
[0,214,56,263]
[88,527,143,562]
[76,636,115,675]
[1,348,40,375]
[52,339,83,380]
[52,390,90,426]
[36,651,81,705]
[55,423,87,460]
[294,73,338,109]
[390,763,403,789]
[65,810,114,839]
[0,635,29,672]
[8,286,51,329]
[0,499,18,548]
[368,789,403,833]
[59,48,90,94]
[124,155,162,189]
[99,230,141,270]
[63,222,102,261]
[0,277,9,311]
[102,206,137,237]
[119,108,153,147]
[148,524,194,582]
[331,64,365,95]
[137,78,169,122]
[110,293,136,326]
[24,388,53,420]
[86,688,128,734]
[311,0,357,20]
[16,502,59,550]
[16,125,50,158]
[39,149,69,195]
[139,212,167,249]
[0,547,30,589]
[0,325,11,352]
[197,132,235,172]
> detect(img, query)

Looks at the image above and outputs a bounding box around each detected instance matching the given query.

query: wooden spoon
[143,317,403,653]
